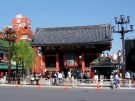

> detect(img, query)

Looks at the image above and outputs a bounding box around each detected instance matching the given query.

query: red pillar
[81,51,85,73]
[42,56,46,77]
[56,52,59,72]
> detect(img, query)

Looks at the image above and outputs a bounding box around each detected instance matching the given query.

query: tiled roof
[31,24,112,46]
[91,57,118,68]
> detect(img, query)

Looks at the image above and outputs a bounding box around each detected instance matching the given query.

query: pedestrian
[125,71,130,84]
[114,73,120,88]
[58,72,64,84]
[90,71,94,83]
[52,71,57,85]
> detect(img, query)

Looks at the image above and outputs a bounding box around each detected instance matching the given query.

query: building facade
[125,39,135,72]
[0,14,38,74]
[1,15,113,77]
[12,14,33,42]
[31,24,112,76]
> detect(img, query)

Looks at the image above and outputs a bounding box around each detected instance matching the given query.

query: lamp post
[3,26,16,77]
[113,15,134,79]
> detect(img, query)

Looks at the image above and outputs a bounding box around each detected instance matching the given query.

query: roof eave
[31,40,112,47]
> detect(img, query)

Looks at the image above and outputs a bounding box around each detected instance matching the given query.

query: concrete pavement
[0,83,135,90]
[0,86,135,101]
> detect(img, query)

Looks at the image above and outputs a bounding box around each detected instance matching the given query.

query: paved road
[0,86,135,101]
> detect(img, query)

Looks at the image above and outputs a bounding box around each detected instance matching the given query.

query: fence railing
[0,77,135,88]
[39,78,135,87]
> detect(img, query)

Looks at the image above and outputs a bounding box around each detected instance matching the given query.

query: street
[0,86,135,101]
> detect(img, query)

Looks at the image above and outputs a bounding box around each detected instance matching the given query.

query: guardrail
[39,78,135,88]
[0,77,135,88]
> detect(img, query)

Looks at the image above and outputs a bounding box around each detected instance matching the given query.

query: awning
[0,50,8,54]
[0,64,22,69]
[0,39,9,47]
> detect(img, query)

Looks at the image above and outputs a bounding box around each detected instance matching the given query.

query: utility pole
[113,15,134,79]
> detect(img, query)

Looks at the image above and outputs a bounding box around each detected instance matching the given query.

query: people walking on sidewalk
[110,72,120,89]
[52,71,58,85]
[112,73,120,89]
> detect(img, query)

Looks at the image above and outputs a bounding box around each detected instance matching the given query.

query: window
[21,34,28,39]
[17,19,21,23]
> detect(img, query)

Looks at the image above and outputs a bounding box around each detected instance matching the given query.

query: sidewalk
[1,78,135,90]
[0,83,135,90]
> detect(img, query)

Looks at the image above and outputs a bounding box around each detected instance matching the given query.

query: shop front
[91,57,118,80]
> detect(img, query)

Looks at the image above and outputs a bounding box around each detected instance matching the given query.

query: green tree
[11,40,36,73]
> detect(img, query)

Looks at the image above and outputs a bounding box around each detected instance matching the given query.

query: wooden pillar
[42,56,46,77]
[36,55,41,74]
[56,52,59,72]
[81,51,85,73]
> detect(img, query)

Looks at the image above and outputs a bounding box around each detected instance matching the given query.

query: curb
[0,84,135,90]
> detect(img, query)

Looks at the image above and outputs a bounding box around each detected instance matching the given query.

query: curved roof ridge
[36,23,111,31]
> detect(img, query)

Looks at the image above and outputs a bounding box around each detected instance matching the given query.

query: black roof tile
[31,24,112,46]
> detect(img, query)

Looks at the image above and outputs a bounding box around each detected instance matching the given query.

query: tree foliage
[11,40,36,71]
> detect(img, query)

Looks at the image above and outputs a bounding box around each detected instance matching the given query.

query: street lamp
[3,26,16,77]
[113,15,134,79]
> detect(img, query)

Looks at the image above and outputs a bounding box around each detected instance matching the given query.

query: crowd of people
[43,70,135,86]
[1,69,135,87]
[110,71,135,88]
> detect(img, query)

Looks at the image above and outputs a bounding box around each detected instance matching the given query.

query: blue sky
[0,0,135,54]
